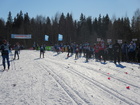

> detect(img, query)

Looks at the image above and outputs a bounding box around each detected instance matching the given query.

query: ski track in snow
[36,61,88,105]
[31,53,88,105]
[0,51,77,105]
[40,55,140,105]
[0,50,140,105]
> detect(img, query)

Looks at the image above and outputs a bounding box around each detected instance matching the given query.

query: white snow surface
[0,50,140,105]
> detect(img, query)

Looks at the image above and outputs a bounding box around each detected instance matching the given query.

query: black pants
[98,50,106,62]
[14,51,19,59]
[2,54,10,69]
[108,48,113,60]
[86,51,91,62]
[114,52,120,64]
[122,53,128,62]
[40,51,44,58]
[128,51,135,62]
[137,53,140,63]
[95,52,99,60]
[75,52,78,59]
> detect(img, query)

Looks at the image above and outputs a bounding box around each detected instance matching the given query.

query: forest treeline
[0,9,140,48]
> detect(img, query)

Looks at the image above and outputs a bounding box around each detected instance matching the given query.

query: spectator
[128,41,136,62]
[121,41,128,62]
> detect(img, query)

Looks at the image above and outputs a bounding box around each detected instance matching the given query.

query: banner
[118,39,122,44]
[132,39,137,41]
[45,35,49,41]
[45,46,52,51]
[11,34,32,39]
[58,34,63,41]
[97,38,101,42]
[107,39,112,43]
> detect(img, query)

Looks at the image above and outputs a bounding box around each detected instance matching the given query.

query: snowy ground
[0,50,140,105]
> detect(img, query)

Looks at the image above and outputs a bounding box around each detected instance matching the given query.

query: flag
[45,35,49,41]
[58,34,63,41]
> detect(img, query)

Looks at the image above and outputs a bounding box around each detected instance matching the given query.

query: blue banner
[58,34,63,41]
[11,34,32,39]
[45,35,49,41]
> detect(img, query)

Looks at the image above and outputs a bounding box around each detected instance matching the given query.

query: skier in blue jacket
[0,40,10,70]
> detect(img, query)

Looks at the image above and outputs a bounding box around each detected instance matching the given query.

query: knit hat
[3,39,7,43]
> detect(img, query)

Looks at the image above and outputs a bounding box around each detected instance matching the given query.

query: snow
[0,50,140,105]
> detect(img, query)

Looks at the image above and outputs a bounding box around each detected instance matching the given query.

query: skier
[13,42,20,60]
[128,41,136,62]
[67,44,71,58]
[54,44,60,54]
[40,45,45,58]
[85,45,90,62]
[137,43,140,63]
[79,44,83,57]
[121,41,128,62]
[94,43,100,61]
[75,45,79,60]
[98,40,106,62]
[107,41,113,61]
[70,43,73,56]
[113,40,121,64]
[0,40,10,70]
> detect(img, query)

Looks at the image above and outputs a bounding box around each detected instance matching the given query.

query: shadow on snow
[115,64,126,68]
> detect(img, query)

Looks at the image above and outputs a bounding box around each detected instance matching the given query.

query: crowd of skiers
[54,40,140,64]
[1,38,140,70]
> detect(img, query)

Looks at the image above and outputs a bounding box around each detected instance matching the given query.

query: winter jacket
[98,42,106,51]
[121,43,128,53]
[94,44,100,53]
[128,44,135,52]
[40,46,45,52]
[0,44,10,55]
[113,43,121,54]
[14,45,20,51]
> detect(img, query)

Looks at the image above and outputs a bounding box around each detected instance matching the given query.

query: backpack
[76,47,79,52]
[128,44,135,52]
[1,44,9,55]
[40,46,44,52]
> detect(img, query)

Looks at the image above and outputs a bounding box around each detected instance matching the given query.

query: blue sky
[0,0,140,21]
